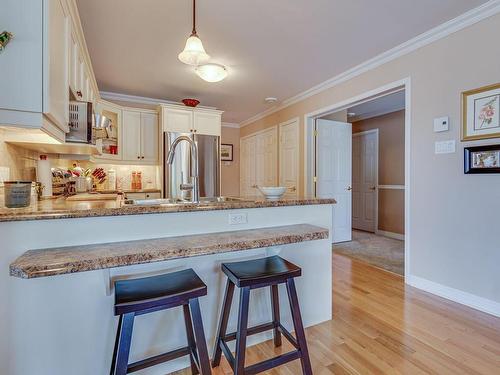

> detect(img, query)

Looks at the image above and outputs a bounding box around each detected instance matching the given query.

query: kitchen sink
[123,196,247,206]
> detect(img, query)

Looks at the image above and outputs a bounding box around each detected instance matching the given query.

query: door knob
[346,186,352,191]
[252,184,258,188]
[289,186,296,192]
[369,186,376,191]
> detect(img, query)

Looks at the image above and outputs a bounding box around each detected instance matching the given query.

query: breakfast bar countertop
[0,196,336,222]
[9,224,329,278]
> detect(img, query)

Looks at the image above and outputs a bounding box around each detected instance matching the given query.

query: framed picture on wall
[221,144,233,161]
[464,144,500,174]
[462,83,500,141]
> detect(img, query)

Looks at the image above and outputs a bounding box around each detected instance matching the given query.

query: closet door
[256,127,278,188]
[240,136,257,196]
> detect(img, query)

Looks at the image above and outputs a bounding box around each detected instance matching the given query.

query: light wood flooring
[173,254,500,374]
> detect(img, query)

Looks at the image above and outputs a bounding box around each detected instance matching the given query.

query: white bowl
[258,186,287,200]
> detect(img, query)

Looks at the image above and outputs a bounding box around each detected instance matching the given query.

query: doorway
[305,78,410,278]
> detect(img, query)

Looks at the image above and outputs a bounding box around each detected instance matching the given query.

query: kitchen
[3,1,500,375]
[0,1,334,374]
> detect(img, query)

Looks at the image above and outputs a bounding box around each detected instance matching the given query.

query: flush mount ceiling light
[178,0,210,66]
[195,63,228,83]
[265,97,278,104]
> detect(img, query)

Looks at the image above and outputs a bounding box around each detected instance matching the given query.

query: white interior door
[240,136,257,196]
[279,119,299,198]
[316,119,352,243]
[352,131,378,232]
[256,127,278,188]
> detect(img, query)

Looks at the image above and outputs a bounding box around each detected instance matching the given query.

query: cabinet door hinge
[313,176,318,183]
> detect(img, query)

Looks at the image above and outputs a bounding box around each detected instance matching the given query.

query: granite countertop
[0,196,336,222]
[10,224,329,278]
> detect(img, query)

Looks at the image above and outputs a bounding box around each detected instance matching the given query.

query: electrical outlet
[229,213,247,225]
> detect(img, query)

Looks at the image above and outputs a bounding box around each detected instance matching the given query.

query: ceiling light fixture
[195,63,228,83]
[265,97,278,104]
[178,0,210,66]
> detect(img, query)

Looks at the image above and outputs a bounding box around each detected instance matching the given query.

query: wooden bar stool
[212,256,313,375]
[110,269,212,375]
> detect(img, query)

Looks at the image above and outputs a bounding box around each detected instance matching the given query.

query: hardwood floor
[173,254,500,374]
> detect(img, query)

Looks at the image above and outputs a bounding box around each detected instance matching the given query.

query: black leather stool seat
[110,268,212,375]
[114,269,206,315]
[222,255,301,288]
[213,256,313,374]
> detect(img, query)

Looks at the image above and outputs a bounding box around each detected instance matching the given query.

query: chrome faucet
[166,135,200,203]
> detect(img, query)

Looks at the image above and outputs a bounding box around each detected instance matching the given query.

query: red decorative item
[182,98,200,107]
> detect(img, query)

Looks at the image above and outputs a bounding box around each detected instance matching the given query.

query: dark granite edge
[0,199,336,223]
[10,226,329,279]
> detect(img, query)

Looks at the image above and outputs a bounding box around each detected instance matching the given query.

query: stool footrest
[245,350,301,375]
[218,321,300,374]
[278,323,298,349]
[224,321,276,342]
[127,346,191,373]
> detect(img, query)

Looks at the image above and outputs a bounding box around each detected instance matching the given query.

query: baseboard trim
[407,275,500,318]
[376,230,404,241]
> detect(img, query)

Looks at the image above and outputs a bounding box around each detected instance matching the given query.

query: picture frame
[462,83,500,141]
[220,144,233,161]
[464,144,500,174]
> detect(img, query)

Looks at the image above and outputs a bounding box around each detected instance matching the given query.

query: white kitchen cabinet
[193,111,221,136]
[141,112,159,163]
[161,107,193,133]
[122,109,159,164]
[159,105,222,136]
[0,0,70,140]
[94,100,122,161]
[122,111,142,161]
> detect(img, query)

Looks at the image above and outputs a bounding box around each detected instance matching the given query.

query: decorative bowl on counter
[182,98,200,107]
[258,186,287,200]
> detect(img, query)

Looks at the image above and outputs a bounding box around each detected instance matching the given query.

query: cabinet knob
[141,156,144,159]
[76,90,82,97]
[137,156,140,159]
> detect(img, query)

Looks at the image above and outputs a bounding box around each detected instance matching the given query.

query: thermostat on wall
[434,116,449,132]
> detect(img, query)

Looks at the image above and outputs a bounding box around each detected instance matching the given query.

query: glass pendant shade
[178,34,210,66]
[195,63,228,82]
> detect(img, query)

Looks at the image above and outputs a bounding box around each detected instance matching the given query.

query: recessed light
[265,97,278,104]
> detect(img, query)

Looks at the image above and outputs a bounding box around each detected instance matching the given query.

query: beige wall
[221,126,240,196]
[353,110,405,234]
[241,13,500,304]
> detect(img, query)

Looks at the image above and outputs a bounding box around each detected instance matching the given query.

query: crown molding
[239,0,500,127]
[100,91,218,110]
[221,122,240,129]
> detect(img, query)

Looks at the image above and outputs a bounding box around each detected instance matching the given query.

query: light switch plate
[434,116,449,132]
[435,140,456,154]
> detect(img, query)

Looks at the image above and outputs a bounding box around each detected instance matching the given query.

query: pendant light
[178,0,210,66]
[195,63,228,83]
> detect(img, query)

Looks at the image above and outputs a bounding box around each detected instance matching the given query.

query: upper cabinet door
[194,111,221,136]
[43,0,70,132]
[162,107,193,133]
[122,111,142,161]
[140,112,159,163]
[0,0,43,114]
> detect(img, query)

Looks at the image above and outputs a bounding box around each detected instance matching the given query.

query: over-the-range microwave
[66,100,94,144]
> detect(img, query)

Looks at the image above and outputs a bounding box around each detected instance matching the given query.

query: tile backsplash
[52,160,161,191]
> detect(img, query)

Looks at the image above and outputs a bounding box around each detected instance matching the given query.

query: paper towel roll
[36,155,52,197]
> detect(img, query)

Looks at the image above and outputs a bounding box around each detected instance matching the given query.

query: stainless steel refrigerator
[163,132,220,200]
